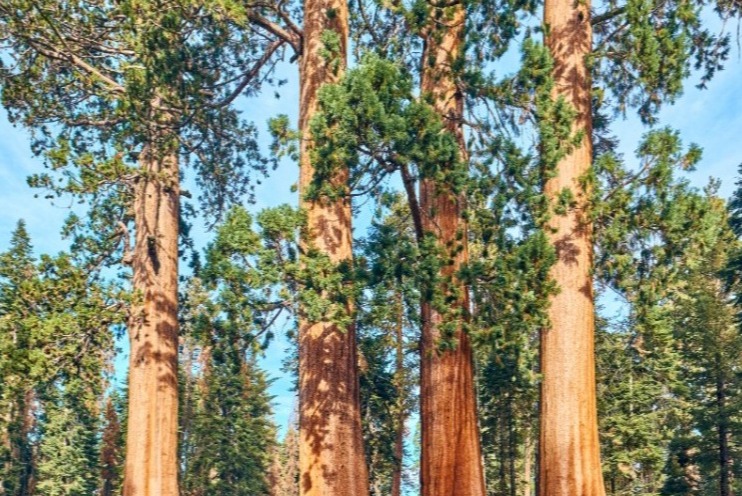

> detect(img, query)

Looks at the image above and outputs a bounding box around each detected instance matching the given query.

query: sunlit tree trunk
[123,143,180,496]
[297,1,369,494]
[539,0,605,493]
[418,5,486,496]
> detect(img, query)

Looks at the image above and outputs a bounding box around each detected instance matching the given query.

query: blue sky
[0,31,740,443]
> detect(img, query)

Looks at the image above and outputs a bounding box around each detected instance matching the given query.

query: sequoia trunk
[123,145,180,496]
[539,0,605,493]
[297,1,369,495]
[418,5,486,496]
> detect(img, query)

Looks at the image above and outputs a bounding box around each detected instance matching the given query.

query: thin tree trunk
[101,397,122,496]
[499,414,507,494]
[508,401,517,496]
[418,5,486,496]
[716,354,731,496]
[297,1,369,495]
[538,0,605,493]
[18,390,34,496]
[391,291,406,496]
[523,436,534,496]
[123,143,180,496]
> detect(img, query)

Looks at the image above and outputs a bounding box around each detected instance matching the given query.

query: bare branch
[212,40,284,108]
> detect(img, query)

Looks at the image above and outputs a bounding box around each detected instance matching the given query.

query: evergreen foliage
[357,198,419,495]
[0,0,740,493]
[179,204,303,495]
[0,221,125,495]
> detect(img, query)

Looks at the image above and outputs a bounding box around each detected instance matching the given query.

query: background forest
[0,1,741,495]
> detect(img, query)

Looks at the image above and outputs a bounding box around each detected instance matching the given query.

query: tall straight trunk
[508,402,517,496]
[523,435,534,496]
[539,0,605,493]
[123,144,180,496]
[101,397,122,496]
[1,354,35,495]
[297,1,369,495]
[391,292,406,496]
[16,391,34,496]
[418,5,486,496]
[716,354,732,496]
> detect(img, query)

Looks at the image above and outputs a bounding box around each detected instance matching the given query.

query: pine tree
[357,199,418,496]
[35,388,99,496]
[269,419,300,496]
[178,204,307,495]
[0,222,124,496]
[659,192,742,496]
[183,349,276,496]
[0,221,36,496]
[590,129,730,494]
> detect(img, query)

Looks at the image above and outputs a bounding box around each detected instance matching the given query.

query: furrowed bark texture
[298,1,369,495]
[418,6,486,496]
[123,146,179,496]
[539,0,605,493]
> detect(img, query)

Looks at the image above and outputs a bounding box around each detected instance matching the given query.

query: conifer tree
[182,350,276,496]
[357,198,418,496]
[538,0,605,490]
[0,222,124,495]
[416,5,486,494]
[657,188,742,496]
[269,419,300,496]
[589,129,730,493]
[35,387,99,496]
[308,2,496,489]
[0,221,36,496]
[178,205,304,495]
[537,0,732,486]
[100,395,124,496]
[0,3,273,493]
[240,0,374,491]
[296,1,369,494]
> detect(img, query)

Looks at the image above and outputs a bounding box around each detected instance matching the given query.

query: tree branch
[247,12,301,55]
[592,6,627,26]
[212,40,284,108]
[400,163,424,243]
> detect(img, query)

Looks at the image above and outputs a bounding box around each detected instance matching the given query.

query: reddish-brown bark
[123,144,180,496]
[538,0,605,493]
[101,397,122,496]
[417,5,486,496]
[297,1,369,495]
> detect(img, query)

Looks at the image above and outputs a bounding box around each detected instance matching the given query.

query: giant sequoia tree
[537,0,732,488]
[297,1,369,494]
[538,0,605,492]
[0,2,272,493]
[0,0,740,494]
[417,5,486,495]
